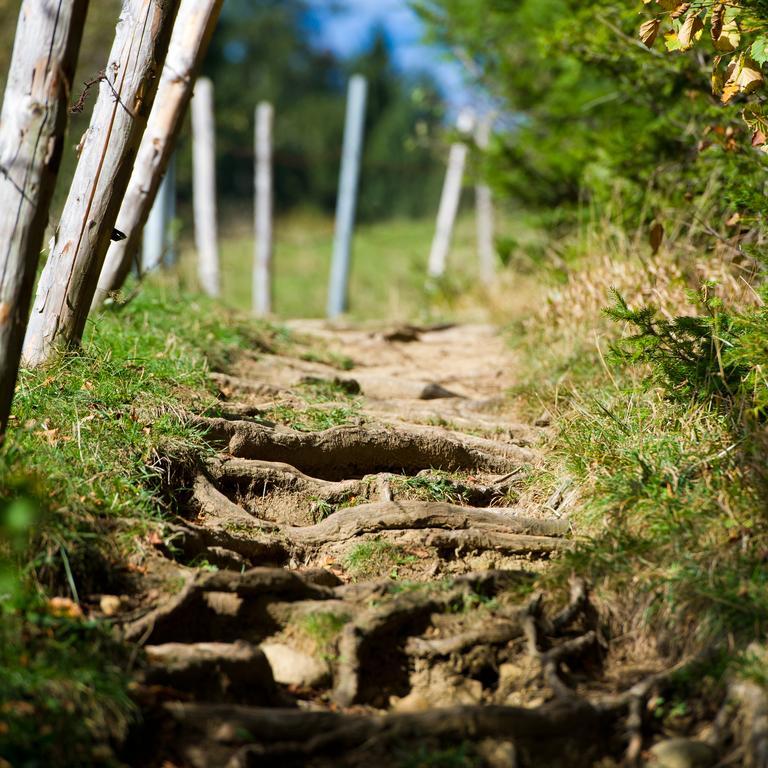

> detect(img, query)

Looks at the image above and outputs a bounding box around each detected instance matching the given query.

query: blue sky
[307,0,468,105]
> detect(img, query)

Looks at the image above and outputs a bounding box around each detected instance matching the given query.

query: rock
[390,691,431,712]
[419,382,462,400]
[646,738,717,768]
[99,594,121,616]
[143,641,276,704]
[261,642,329,688]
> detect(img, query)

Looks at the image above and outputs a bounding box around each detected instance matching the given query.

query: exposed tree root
[160,699,618,768]
[121,568,334,644]
[283,500,570,545]
[405,615,526,658]
[205,457,528,512]
[205,456,375,506]
[178,473,568,569]
[190,416,533,479]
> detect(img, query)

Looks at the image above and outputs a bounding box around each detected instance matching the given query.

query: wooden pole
[253,102,273,317]
[327,74,367,319]
[427,108,475,280]
[475,114,495,286]
[93,0,223,306]
[141,153,176,274]
[23,0,182,367]
[191,76,220,298]
[0,0,88,434]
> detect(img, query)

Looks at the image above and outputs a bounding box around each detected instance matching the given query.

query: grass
[396,472,469,505]
[0,283,289,767]
[300,611,351,660]
[265,401,361,432]
[504,221,768,676]
[177,210,531,323]
[344,539,419,581]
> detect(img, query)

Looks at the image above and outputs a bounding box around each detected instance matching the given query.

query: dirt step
[191,417,533,480]
[143,641,279,705]
[141,699,615,768]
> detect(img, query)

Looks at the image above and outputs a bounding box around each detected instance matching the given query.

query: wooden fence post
[327,74,367,319]
[191,76,220,298]
[93,0,223,306]
[427,108,475,280]
[253,101,273,317]
[0,0,88,434]
[142,153,176,273]
[475,114,495,286]
[22,0,182,367]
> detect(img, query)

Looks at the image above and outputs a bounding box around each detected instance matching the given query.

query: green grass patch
[300,611,351,660]
[344,539,419,581]
[396,472,469,505]
[265,401,361,432]
[0,283,286,766]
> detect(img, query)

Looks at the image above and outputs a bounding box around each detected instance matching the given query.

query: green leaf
[751,37,768,66]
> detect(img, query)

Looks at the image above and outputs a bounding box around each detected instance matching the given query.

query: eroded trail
[120,323,629,768]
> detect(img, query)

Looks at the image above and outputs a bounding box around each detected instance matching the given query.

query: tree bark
[0,0,88,435]
[22,0,182,367]
[92,0,223,306]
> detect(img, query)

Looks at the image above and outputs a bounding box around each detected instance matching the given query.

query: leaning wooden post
[253,102,274,317]
[93,0,223,306]
[191,77,220,298]
[427,108,475,280]
[0,0,88,435]
[327,74,367,319]
[475,114,496,286]
[23,0,182,367]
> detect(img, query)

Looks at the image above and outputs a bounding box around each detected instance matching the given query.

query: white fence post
[253,102,274,317]
[327,74,367,319]
[142,153,176,273]
[191,77,220,298]
[475,114,495,286]
[428,108,475,280]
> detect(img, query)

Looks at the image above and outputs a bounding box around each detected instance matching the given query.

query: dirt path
[119,322,631,767]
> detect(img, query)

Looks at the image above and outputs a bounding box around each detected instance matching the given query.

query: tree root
[405,615,526,658]
[190,416,533,480]
[161,699,617,768]
[283,500,570,545]
[121,568,334,644]
[205,456,530,513]
[205,456,375,507]
[180,474,569,569]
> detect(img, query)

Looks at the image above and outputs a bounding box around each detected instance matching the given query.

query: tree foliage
[413,0,768,236]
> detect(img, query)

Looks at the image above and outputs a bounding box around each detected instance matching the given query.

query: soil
[106,321,722,768]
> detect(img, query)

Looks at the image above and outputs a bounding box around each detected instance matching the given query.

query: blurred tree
[195,0,445,219]
[414,0,768,234]
[0,1,446,222]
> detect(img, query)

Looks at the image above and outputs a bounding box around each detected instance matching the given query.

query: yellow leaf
[714,19,740,52]
[678,14,704,51]
[722,56,764,103]
[711,3,725,40]
[639,18,661,48]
